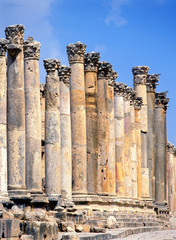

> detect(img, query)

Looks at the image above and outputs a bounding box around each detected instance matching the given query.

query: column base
[8,189,31,201]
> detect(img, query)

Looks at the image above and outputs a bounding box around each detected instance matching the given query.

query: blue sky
[0,0,176,144]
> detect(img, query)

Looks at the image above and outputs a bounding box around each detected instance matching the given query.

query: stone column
[40,83,46,188]
[114,82,126,196]
[44,59,61,201]
[107,71,118,195]
[146,74,159,200]
[97,61,112,194]
[167,142,174,212]
[173,148,176,212]
[132,66,150,199]
[134,97,143,199]
[84,52,100,194]
[5,25,27,196]
[0,39,8,199]
[123,86,133,198]
[155,92,169,204]
[130,91,138,199]
[67,42,87,194]
[24,37,42,194]
[58,65,72,201]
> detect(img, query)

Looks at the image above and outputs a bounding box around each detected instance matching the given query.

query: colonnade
[0,24,175,212]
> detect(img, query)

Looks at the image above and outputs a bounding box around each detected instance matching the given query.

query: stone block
[61,232,79,240]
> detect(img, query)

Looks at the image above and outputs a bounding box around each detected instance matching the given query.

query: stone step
[117,222,160,228]
[115,218,158,223]
[75,226,164,240]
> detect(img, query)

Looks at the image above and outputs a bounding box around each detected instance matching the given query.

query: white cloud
[105,0,131,27]
[94,44,107,52]
[0,0,67,83]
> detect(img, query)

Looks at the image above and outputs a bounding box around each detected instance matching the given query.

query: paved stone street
[118,230,176,240]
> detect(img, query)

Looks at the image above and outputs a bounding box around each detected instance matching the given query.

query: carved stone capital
[147,74,159,92]
[123,86,133,101]
[58,65,71,86]
[0,39,8,57]
[84,52,100,71]
[24,37,41,60]
[130,89,136,106]
[43,59,60,75]
[173,148,176,157]
[134,97,143,110]
[155,91,169,110]
[167,141,174,153]
[40,83,46,98]
[132,66,149,85]
[5,24,24,46]
[67,41,86,64]
[97,61,112,79]
[114,82,127,96]
[108,71,118,86]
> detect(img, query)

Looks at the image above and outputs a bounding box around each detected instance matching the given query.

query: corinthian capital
[114,82,127,96]
[147,74,159,92]
[124,86,133,101]
[43,59,60,75]
[134,97,143,110]
[108,71,118,86]
[132,66,149,85]
[0,39,8,57]
[5,24,24,46]
[97,61,112,79]
[130,89,136,106]
[23,37,41,60]
[58,65,71,86]
[67,41,86,64]
[155,91,169,110]
[84,52,100,71]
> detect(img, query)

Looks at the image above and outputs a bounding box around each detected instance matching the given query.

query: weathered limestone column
[114,82,126,196]
[44,59,61,201]
[0,39,8,199]
[84,52,100,194]
[167,142,174,212]
[173,148,176,212]
[66,42,87,194]
[155,92,169,204]
[123,86,133,198]
[146,74,159,200]
[97,61,112,194]
[40,83,46,187]
[107,71,118,195]
[130,90,138,199]
[132,66,150,199]
[58,65,72,201]
[134,97,143,199]
[24,37,42,194]
[5,25,26,195]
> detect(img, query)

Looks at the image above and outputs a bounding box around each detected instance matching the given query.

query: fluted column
[147,74,159,200]
[84,52,100,194]
[130,91,138,199]
[132,66,150,199]
[59,66,72,201]
[44,59,61,201]
[123,87,133,198]
[134,97,143,199]
[0,39,8,199]
[24,37,42,194]
[97,61,112,194]
[107,71,118,195]
[114,82,126,196]
[155,92,169,204]
[67,42,87,194]
[5,25,27,196]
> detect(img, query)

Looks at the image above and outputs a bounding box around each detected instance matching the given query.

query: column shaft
[114,83,126,196]
[44,59,61,200]
[24,37,42,193]
[0,40,8,198]
[84,52,100,194]
[6,25,26,192]
[67,42,87,194]
[59,66,72,200]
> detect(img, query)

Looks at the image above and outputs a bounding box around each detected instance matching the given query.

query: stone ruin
[0,24,175,239]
